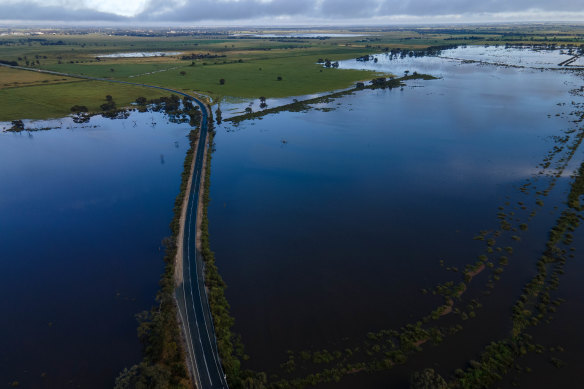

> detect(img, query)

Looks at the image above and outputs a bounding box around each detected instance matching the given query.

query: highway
[174,99,229,389]
[0,63,228,389]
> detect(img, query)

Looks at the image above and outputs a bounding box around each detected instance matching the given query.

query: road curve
[0,64,228,389]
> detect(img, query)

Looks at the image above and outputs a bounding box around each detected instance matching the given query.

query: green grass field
[0,66,76,89]
[0,38,383,120]
[128,51,380,98]
[0,79,172,121]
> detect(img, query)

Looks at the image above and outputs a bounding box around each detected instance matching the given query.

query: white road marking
[186,183,213,385]
[177,291,202,389]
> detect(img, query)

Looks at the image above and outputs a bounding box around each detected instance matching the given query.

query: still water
[208,48,584,387]
[0,111,191,387]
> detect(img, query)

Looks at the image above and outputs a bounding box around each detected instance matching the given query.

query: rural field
[2,25,584,120]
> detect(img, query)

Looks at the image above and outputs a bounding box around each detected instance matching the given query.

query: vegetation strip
[225,73,438,124]
[115,100,204,389]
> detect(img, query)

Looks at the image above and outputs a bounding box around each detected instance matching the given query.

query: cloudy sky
[0,0,583,25]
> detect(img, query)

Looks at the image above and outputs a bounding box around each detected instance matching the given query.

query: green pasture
[0,80,171,121]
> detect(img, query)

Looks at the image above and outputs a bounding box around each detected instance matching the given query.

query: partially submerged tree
[10,120,25,132]
[259,96,267,109]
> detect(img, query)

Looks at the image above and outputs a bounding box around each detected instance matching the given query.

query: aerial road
[174,98,229,389]
[0,63,228,389]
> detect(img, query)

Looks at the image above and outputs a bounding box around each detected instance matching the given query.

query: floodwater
[0,111,192,387]
[232,33,368,38]
[208,48,584,387]
[337,46,584,77]
[96,51,182,58]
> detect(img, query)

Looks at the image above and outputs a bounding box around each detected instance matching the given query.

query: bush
[410,368,447,389]
[70,105,88,113]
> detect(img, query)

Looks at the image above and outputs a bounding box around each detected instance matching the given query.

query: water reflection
[208,49,584,387]
[0,110,192,388]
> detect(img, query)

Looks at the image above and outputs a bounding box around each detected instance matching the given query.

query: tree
[101,95,117,112]
[10,120,25,132]
[259,96,268,109]
[410,369,447,389]
[219,78,225,85]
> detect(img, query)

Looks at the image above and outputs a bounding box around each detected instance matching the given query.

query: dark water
[208,49,584,387]
[0,112,191,387]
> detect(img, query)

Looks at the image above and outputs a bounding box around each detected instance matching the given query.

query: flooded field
[2,46,584,388]
[0,110,193,387]
[208,47,584,387]
[96,51,182,58]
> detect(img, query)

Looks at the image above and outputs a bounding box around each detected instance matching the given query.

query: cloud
[0,0,583,23]
[377,0,584,16]
[0,1,126,22]
[138,0,315,23]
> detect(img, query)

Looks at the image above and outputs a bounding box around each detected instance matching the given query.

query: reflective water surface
[208,48,584,387]
[0,111,191,387]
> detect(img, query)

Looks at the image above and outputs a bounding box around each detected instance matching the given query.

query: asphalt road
[0,63,228,389]
[174,100,229,389]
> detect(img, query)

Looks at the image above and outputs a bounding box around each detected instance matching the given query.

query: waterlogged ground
[96,51,183,58]
[208,48,584,387]
[337,46,584,76]
[0,111,192,387]
[214,91,346,120]
[231,33,369,38]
